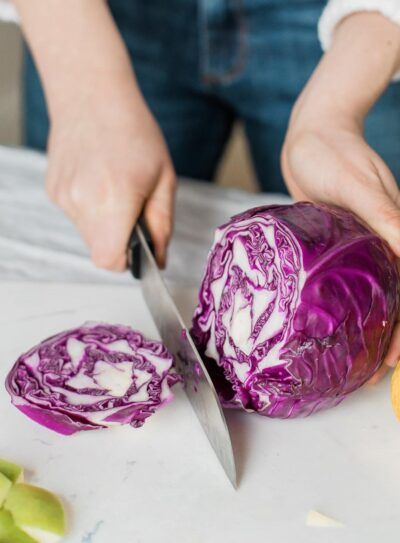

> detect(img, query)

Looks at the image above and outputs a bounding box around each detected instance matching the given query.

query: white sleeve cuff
[0,0,19,23]
[319,0,400,81]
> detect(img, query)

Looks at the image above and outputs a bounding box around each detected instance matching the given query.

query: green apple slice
[0,472,12,507]
[0,459,24,484]
[0,509,14,537]
[4,484,65,543]
[0,510,38,543]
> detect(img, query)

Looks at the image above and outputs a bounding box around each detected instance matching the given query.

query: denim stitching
[200,0,248,86]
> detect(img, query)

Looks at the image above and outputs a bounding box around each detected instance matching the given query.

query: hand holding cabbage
[282,12,400,384]
[191,203,400,417]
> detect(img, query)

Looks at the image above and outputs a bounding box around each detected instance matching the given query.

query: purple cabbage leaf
[191,202,400,418]
[5,322,180,434]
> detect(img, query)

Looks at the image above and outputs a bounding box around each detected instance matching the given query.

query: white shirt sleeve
[319,0,400,80]
[0,0,18,23]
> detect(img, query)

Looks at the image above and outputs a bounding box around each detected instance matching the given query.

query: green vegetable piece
[0,460,24,484]
[4,484,65,543]
[0,510,38,543]
[0,509,14,535]
[0,472,12,508]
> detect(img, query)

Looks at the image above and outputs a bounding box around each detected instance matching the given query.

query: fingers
[372,162,400,256]
[368,322,400,385]
[382,321,400,368]
[343,180,400,257]
[342,149,400,254]
[80,194,146,271]
[144,169,176,268]
[367,363,389,385]
[362,198,400,257]
[282,127,400,255]
[52,165,176,272]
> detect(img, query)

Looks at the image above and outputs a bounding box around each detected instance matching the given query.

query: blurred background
[0,21,257,192]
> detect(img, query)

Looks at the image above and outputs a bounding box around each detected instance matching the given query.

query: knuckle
[45,173,59,203]
[46,183,58,204]
[47,183,69,209]
[91,253,114,270]
[92,252,126,272]
[68,180,83,206]
[46,172,79,212]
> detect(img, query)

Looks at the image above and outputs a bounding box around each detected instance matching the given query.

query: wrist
[330,12,400,115]
[47,63,140,123]
[288,87,362,140]
[15,0,138,121]
[43,24,138,121]
[292,12,400,132]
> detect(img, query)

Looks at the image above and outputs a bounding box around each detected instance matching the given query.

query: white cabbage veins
[6,323,179,434]
[192,203,400,417]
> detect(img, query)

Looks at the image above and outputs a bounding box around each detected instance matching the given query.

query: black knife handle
[127,215,154,279]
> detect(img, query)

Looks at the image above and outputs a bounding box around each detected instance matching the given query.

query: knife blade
[128,221,237,488]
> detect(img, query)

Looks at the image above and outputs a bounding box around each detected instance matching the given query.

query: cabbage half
[5,323,179,434]
[192,203,400,417]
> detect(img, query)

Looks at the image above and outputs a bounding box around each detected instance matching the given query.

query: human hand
[282,11,400,384]
[282,114,400,255]
[46,77,176,271]
[282,115,400,383]
[14,0,176,271]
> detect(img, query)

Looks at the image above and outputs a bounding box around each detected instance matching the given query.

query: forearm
[14,0,137,119]
[293,12,400,128]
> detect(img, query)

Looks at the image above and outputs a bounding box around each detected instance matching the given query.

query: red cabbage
[5,322,179,434]
[191,203,400,417]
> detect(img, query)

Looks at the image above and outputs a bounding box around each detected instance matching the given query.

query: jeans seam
[200,0,248,86]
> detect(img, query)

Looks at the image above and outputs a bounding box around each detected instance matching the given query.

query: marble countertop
[1,281,400,543]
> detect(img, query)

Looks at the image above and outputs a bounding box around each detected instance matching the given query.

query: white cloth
[319,0,400,81]
[0,145,290,285]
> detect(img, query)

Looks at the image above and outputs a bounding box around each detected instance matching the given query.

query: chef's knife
[128,220,237,488]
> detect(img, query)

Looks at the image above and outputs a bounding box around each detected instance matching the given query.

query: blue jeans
[24,0,400,193]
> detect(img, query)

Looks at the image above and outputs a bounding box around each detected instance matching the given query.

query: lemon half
[391,363,400,420]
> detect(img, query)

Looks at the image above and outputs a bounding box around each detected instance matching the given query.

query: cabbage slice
[5,322,180,434]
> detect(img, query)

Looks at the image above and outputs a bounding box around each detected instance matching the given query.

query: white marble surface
[1,146,400,542]
[1,282,400,543]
